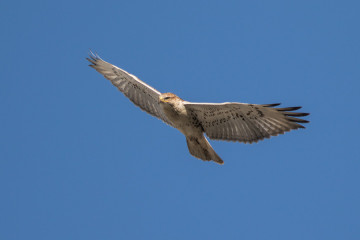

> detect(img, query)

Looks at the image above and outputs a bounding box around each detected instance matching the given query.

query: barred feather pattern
[87,52,173,126]
[185,102,309,143]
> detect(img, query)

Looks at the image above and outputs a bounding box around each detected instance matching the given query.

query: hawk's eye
[164,97,171,100]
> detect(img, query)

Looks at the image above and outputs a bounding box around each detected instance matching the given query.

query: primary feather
[87,52,173,126]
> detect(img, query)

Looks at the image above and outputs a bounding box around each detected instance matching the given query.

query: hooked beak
[159,96,167,103]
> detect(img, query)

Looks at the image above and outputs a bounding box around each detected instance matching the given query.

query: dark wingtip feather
[283,112,310,117]
[86,50,105,68]
[277,106,302,111]
[262,103,281,107]
[271,105,310,126]
[286,117,309,123]
[86,57,97,65]
[87,50,102,62]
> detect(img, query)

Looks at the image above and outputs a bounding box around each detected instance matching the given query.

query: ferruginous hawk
[87,52,309,165]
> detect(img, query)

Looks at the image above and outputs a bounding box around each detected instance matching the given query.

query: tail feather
[186,136,224,165]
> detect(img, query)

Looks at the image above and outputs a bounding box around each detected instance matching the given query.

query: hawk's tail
[186,135,224,165]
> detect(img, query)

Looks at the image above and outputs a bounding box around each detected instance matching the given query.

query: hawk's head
[159,93,183,105]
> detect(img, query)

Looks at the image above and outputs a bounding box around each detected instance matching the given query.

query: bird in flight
[87,52,309,165]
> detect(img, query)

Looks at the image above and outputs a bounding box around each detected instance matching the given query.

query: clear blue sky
[1,0,359,239]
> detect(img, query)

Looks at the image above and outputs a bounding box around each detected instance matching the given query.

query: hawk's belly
[160,102,202,137]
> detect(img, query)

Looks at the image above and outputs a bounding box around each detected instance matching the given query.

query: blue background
[1,0,359,239]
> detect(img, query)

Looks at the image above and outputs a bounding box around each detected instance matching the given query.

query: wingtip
[216,160,224,165]
[263,103,282,107]
[286,117,310,123]
[88,49,102,60]
[277,106,302,111]
[86,50,105,67]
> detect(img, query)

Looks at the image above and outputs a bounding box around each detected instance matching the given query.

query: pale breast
[160,102,203,136]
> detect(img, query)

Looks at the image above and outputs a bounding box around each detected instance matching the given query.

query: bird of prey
[87,52,309,165]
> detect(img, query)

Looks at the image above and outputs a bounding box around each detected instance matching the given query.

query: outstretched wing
[87,52,173,126]
[184,102,309,143]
